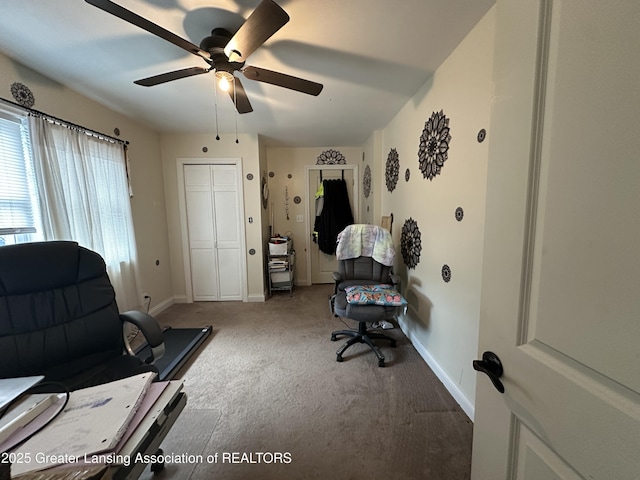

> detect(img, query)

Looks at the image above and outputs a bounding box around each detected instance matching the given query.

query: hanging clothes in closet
[312,180,324,244]
[315,175,354,255]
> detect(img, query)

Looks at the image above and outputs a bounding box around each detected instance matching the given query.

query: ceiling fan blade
[228,77,253,114]
[242,66,323,96]
[224,0,289,63]
[134,66,210,86]
[85,0,210,60]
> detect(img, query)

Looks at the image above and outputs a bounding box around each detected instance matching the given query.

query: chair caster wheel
[378,359,385,367]
[331,335,337,341]
[336,355,343,362]
[150,448,164,473]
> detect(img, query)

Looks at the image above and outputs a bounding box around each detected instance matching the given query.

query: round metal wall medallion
[401,218,422,269]
[418,110,451,181]
[455,207,464,221]
[261,177,268,209]
[246,173,254,180]
[293,196,301,204]
[442,264,452,283]
[477,128,487,143]
[385,148,399,192]
[10,82,35,108]
[363,165,372,198]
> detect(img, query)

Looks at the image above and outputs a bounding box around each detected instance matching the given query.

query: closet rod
[0,96,129,146]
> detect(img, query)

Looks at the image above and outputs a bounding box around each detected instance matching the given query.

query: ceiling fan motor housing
[200,28,244,72]
[200,28,232,52]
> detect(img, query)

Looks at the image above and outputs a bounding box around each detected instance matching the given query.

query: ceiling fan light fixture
[215,70,235,92]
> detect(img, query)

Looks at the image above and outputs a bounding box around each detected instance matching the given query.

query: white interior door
[183,163,243,301]
[471,1,640,479]
[210,165,243,300]
[308,167,355,284]
[184,164,218,301]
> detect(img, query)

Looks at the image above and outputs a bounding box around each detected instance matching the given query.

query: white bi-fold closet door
[182,163,244,301]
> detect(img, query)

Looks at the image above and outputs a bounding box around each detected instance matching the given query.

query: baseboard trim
[173,295,188,304]
[247,293,265,302]
[398,316,475,421]
[148,296,176,317]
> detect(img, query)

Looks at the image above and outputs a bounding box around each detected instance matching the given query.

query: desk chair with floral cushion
[330,224,407,367]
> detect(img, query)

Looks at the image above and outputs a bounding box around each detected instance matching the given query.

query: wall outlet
[296,215,304,223]
[142,292,150,300]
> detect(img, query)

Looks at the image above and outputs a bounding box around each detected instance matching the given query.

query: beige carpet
[139,284,472,480]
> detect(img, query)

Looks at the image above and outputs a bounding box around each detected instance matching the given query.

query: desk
[6,382,186,480]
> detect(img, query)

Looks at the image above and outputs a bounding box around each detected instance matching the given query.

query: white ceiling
[0,0,494,147]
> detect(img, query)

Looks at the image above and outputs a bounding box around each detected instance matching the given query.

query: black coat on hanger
[316,178,354,255]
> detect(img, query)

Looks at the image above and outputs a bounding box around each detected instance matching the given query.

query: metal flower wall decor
[316,149,346,165]
[385,148,399,192]
[401,217,422,269]
[10,82,35,108]
[442,264,452,283]
[418,110,451,181]
[363,165,372,198]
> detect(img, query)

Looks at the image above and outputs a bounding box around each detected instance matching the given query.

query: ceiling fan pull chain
[234,76,239,144]
[214,72,220,141]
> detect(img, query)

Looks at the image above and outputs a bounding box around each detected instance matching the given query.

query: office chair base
[331,324,396,367]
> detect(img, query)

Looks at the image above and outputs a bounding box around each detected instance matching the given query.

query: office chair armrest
[390,274,401,290]
[120,310,165,364]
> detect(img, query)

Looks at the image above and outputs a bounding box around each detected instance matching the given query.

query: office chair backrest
[337,256,392,283]
[0,241,124,380]
[334,224,395,285]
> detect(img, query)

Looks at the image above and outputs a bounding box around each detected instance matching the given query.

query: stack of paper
[6,372,155,476]
[268,259,288,271]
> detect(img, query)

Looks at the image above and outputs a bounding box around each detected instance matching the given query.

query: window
[0,105,141,309]
[0,109,42,246]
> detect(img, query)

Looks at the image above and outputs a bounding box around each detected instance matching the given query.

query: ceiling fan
[84,0,323,114]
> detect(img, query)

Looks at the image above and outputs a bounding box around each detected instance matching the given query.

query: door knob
[473,351,505,394]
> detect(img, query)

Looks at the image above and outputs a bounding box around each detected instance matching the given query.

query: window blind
[0,112,37,235]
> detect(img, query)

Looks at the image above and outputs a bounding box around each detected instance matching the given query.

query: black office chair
[0,241,165,391]
[330,225,405,367]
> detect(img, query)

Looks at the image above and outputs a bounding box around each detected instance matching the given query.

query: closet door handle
[473,351,505,394]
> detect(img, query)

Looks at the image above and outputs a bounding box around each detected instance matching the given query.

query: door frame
[177,157,248,302]
[304,164,359,286]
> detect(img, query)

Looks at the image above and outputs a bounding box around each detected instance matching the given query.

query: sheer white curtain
[29,116,142,310]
